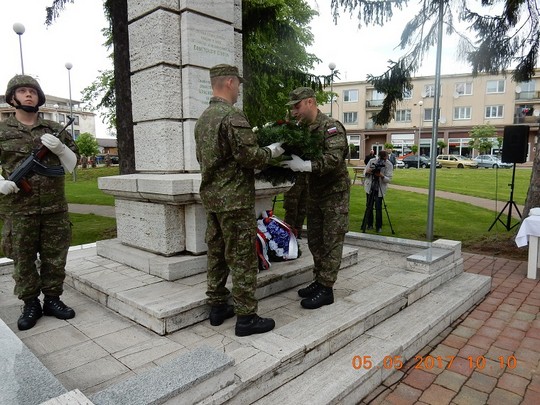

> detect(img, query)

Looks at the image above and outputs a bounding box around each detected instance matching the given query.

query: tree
[242,0,324,125]
[437,140,447,155]
[468,124,496,155]
[331,0,540,216]
[75,133,100,168]
[46,0,136,175]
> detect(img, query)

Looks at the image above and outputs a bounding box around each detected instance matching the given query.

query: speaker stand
[488,163,522,231]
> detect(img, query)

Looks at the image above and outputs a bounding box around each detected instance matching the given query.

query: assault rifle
[8,117,74,193]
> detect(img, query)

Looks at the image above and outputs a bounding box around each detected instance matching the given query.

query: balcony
[514,115,540,125]
[515,91,540,101]
[365,99,384,109]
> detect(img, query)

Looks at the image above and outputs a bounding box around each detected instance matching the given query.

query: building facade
[321,71,540,163]
[0,94,96,140]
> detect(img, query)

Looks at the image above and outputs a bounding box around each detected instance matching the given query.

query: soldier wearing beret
[194,64,285,337]
[0,75,79,330]
[281,87,350,309]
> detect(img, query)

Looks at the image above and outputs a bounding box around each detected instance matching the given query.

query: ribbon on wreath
[256,210,299,271]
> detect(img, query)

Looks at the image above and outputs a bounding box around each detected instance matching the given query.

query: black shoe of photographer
[301,286,334,309]
[235,314,275,337]
[298,281,322,298]
[17,298,42,331]
[43,296,75,320]
[377,228,382,233]
[209,304,235,326]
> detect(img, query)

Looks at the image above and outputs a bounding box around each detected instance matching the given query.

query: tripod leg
[380,195,395,234]
[361,191,376,232]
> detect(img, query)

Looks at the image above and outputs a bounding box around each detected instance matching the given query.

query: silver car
[473,155,513,169]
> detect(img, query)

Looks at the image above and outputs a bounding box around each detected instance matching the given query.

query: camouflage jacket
[0,115,79,215]
[307,111,350,198]
[195,97,271,212]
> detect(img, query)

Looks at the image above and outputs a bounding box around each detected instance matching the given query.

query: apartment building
[0,94,96,140]
[321,71,540,163]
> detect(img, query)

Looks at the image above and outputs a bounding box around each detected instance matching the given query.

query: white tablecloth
[516,215,540,247]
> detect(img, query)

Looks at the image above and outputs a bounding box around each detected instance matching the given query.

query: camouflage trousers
[306,190,349,288]
[205,208,258,316]
[283,173,308,237]
[2,211,71,301]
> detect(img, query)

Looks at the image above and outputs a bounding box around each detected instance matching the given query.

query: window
[485,105,504,118]
[73,115,80,125]
[58,113,66,123]
[455,82,472,96]
[486,80,505,94]
[395,109,411,122]
[424,84,436,97]
[343,89,358,102]
[517,81,536,100]
[424,108,442,122]
[454,106,471,120]
[402,89,412,99]
[343,112,358,124]
[74,130,80,138]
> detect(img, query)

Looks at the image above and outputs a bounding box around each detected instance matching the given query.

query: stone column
[98,0,285,261]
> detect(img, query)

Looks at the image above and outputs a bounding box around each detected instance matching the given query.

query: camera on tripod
[369,160,386,175]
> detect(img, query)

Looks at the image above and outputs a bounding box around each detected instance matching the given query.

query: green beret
[209,64,245,83]
[286,87,316,106]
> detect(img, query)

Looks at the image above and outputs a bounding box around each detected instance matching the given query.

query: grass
[33,164,529,261]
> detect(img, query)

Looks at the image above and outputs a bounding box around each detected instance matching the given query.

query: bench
[351,166,365,185]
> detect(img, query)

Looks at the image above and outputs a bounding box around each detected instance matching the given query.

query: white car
[395,159,405,169]
[473,155,513,169]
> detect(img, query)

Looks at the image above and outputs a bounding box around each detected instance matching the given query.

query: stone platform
[0,232,491,404]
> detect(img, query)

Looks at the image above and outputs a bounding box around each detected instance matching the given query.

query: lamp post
[329,62,336,117]
[417,100,423,169]
[65,62,77,181]
[13,23,25,74]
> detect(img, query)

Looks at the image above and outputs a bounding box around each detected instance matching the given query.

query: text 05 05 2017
[351,355,518,371]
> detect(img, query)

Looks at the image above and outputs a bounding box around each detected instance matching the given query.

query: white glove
[280,154,312,172]
[41,134,77,172]
[41,134,66,156]
[266,142,285,158]
[0,175,19,195]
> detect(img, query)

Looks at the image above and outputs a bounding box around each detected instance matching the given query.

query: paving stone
[417,384,456,404]
[452,386,490,405]
[487,387,523,405]
[434,370,467,392]
[465,370,498,393]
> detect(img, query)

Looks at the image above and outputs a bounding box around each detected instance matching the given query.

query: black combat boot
[209,304,235,326]
[235,314,275,337]
[43,296,76,319]
[298,281,322,298]
[17,298,42,331]
[300,285,334,309]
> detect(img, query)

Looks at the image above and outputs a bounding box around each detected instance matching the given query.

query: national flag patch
[327,127,338,134]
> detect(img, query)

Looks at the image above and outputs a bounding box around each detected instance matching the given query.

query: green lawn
[55,165,531,260]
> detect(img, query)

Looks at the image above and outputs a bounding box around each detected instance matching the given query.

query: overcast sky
[1,0,474,137]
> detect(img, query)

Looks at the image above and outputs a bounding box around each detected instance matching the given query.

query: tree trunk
[524,139,540,217]
[107,0,135,174]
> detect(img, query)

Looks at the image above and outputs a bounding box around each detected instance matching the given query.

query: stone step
[64,242,359,335]
[206,271,491,405]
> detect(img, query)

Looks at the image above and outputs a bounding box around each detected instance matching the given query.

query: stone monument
[98,0,284,268]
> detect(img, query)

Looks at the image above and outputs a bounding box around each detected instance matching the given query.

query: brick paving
[363,253,540,404]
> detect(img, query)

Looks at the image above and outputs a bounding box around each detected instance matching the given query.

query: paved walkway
[361,253,540,405]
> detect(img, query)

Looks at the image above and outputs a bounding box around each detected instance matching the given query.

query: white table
[515,215,540,279]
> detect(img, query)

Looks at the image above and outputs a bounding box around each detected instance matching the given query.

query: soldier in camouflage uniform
[194,64,285,337]
[281,87,350,309]
[0,75,79,330]
[283,173,308,238]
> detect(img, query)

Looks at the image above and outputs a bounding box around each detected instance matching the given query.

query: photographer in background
[363,150,393,232]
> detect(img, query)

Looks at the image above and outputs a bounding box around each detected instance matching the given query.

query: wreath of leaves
[255,120,323,185]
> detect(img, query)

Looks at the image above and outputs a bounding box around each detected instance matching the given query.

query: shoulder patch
[327,126,338,134]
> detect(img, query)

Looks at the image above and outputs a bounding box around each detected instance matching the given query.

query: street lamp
[417,100,423,169]
[65,62,77,181]
[329,62,336,117]
[13,23,25,74]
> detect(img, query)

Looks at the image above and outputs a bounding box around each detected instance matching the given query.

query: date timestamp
[352,355,517,370]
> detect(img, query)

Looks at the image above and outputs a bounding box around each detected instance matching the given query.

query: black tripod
[488,162,522,231]
[361,172,395,234]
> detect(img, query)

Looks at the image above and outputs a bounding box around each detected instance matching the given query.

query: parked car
[402,155,437,168]
[395,159,405,169]
[473,155,513,169]
[436,154,478,169]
